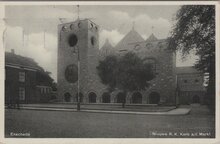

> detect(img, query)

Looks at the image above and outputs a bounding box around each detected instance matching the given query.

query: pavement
[6,103,191,115]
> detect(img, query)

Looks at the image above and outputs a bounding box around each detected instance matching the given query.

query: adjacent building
[176,67,206,105]
[5,50,53,104]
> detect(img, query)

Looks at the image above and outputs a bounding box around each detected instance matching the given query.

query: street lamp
[72,45,80,111]
[175,75,179,108]
[118,49,128,108]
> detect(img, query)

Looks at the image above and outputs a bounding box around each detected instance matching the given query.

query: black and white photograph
[0,2,219,143]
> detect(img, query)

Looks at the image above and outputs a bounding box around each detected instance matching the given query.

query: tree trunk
[122,91,127,108]
[206,55,215,113]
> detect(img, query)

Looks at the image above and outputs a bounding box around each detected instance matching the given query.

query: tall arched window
[88,92,97,103]
[131,92,142,104]
[102,92,111,103]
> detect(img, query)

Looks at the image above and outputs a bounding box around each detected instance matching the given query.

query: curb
[5,106,191,116]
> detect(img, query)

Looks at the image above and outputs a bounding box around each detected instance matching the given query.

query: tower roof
[101,39,114,50]
[146,33,158,42]
[115,29,144,50]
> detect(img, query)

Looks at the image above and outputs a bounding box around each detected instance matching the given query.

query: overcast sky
[4,5,197,81]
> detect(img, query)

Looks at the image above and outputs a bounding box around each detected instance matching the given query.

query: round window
[62,25,68,32]
[90,23,93,29]
[91,36,96,46]
[78,22,81,28]
[134,45,141,51]
[68,34,78,47]
[95,26,98,31]
[65,64,78,83]
[70,24,74,30]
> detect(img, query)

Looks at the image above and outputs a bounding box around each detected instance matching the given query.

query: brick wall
[57,19,176,105]
[5,66,37,104]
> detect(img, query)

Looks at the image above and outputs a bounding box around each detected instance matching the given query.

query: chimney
[11,49,15,54]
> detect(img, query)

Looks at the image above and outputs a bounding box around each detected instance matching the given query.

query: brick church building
[57,18,206,105]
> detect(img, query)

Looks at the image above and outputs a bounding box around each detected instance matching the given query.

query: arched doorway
[149,92,160,104]
[116,92,126,103]
[102,92,111,103]
[88,92,97,103]
[132,92,142,104]
[76,92,83,103]
[64,92,71,102]
[192,95,200,103]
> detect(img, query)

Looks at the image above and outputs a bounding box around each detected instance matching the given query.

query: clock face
[146,43,153,49]
[62,25,68,32]
[65,64,78,83]
[78,22,81,28]
[68,34,78,47]
[70,24,74,30]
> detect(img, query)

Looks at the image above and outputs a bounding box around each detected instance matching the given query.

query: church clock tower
[57,19,99,102]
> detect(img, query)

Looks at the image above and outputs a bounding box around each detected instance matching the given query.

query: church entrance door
[88,92,97,103]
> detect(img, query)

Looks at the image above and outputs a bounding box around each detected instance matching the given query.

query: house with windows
[176,67,206,105]
[5,50,53,104]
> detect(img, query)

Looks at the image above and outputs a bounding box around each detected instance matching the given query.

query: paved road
[5,105,215,138]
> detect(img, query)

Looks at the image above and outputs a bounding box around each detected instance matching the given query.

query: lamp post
[77,46,80,111]
[118,49,128,108]
[175,75,179,108]
[73,45,80,111]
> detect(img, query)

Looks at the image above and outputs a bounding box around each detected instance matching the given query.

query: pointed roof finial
[132,21,135,31]
[77,5,80,20]
[105,38,109,43]
[151,26,154,34]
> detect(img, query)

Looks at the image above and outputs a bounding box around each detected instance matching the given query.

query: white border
[0,1,219,144]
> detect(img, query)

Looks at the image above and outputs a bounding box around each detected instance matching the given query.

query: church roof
[176,66,202,74]
[146,33,158,42]
[5,51,44,71]
[101,39,114,50]
[115,29,144,50]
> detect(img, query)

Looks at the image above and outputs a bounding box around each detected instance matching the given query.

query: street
[5,105,215,138]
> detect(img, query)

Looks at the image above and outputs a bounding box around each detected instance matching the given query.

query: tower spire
[77,5,80,20]
[151,26,154,34]
[132,21,135,30]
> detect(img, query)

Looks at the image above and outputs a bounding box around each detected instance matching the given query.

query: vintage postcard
[0,1,219,144]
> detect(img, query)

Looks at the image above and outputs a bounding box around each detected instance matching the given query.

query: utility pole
[76,46,80,111]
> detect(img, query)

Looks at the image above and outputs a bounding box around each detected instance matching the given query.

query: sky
[4,5,197,81]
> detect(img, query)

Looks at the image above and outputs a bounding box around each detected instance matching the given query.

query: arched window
[88,92,97,103]
[134,44,141,51]
[131,92,142,104]
[146,43,153,49]
[102,92,111,103]
[116,92,126,103]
